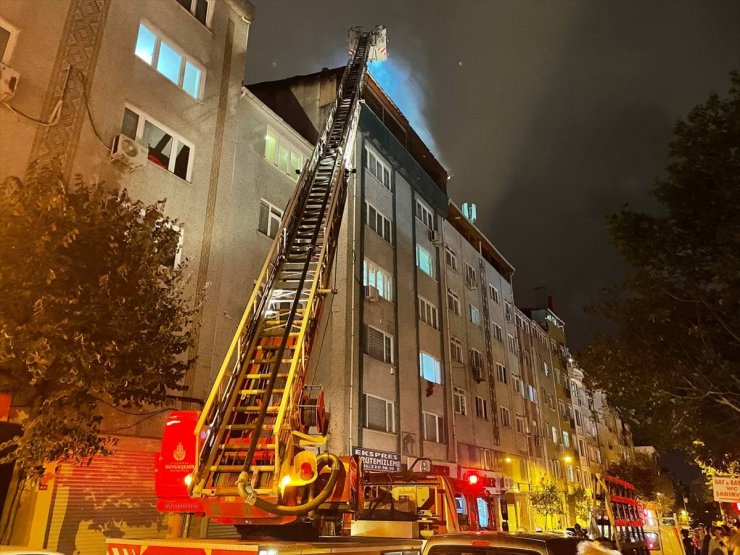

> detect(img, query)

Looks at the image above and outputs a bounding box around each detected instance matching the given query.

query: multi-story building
[1,2,639,546]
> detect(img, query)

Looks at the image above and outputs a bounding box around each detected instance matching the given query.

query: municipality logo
[173,442,186,462]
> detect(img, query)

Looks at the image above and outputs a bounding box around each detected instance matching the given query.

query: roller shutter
[42,437,167,555]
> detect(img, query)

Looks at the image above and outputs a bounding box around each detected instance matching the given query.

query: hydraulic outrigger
[156,26,387,535]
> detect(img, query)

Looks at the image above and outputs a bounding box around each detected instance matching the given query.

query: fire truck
[131,26,496,550]
[591,474,649,555]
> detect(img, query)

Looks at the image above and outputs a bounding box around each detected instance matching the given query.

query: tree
[0,168,196,481]
[530,482,564,529]
[567,485,592,525]
[582,71,740,469]
[608,454,677,516]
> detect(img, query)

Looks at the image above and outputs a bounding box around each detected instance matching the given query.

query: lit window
[364,394,394,433]
[447,290,461,315]
[264,129,305,181]
[419,351,442,384]
[365,201,392,243]
[469,304,480,326]
[563,430,571,447]
[453,387,467,415]
[258,199,283,238]
[364,325,394,364]
[418,296,439,329]
[528,384,537,403]
[552,426,558,443]
[513,375,524,397]
[423,411,445,443]
[363,259,393,302]
[415,244,435,278]
[120,106,193,181]
[134,22,204,99]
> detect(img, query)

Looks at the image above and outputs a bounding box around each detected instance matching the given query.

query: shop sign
[352,447,401,471]
[712,475,740,502]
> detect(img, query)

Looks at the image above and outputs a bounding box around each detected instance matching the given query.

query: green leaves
[0,168,196,479]
[583,72,740,470]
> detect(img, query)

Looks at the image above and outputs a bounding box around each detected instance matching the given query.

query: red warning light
[467,473,480,485]
[300,462,314,479]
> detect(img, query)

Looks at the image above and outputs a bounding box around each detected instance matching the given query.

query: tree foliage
[0,169,196,479]
[567,485,592,525]
[609,454,677,515]
[530,481,564,527]
[582,72,740,469]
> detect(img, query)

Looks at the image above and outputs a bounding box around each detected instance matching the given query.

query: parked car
[422,532,589,555]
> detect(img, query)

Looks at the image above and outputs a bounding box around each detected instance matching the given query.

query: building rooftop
[248,66,448,192]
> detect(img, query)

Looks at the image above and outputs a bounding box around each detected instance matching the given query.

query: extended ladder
[190,27,386,521]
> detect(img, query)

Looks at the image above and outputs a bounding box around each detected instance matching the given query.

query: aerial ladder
[155,26,388,536]
[591,474,649,555]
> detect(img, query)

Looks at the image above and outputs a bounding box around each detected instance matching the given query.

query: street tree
[530,482,564,529]
[566,485,592,525]
[582,71,740,469]
[0,168,197,481]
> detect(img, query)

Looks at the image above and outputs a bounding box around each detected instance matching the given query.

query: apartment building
[0,0,258,550]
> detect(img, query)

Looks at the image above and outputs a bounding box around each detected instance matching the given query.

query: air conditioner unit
[111,134,148,169]
[363,285,379,302]
[0,62,20,101]
[428,228,442,245]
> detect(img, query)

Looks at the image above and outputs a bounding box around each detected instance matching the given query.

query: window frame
[364,200,393,243]
[415,198,435,230]
[134,21,205,99]
[363,258,394,302]
[121,104,195,181]
[450,337,464,364]
[258,198,283,238]
[468,304,480,326]
[447,289,461,315]
[419,351,442,384]
[493,323,503,342]
[363,393,395,433]
[264,127,305,181]
[365,145,392,191]
[495,363,507,384]
[423,411,445,443]
[464,262,477,288]
[453,387,468,416]
[418,295,439,330]
[415,244,435,278]
[444,246,458,272]
[0,16,19,64]
[488,283,500,304]
[500,406,511,428]
[174,0,214,27]
[474,396,488,420]
[364,324,394,364]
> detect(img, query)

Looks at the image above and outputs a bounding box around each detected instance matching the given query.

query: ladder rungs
[210,465,275,472]
[219,443,276,451]
[239,388,285,395]
[249,358,293,365]
[245,372,289,379]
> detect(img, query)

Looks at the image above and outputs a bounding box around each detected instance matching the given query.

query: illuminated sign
[712,475,740,502]
[352,447,401,472]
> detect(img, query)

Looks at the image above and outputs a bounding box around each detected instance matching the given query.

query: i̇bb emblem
[173,442,186,462]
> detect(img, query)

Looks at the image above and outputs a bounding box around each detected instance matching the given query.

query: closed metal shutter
[205,519,240,539]
[42,437,168,555]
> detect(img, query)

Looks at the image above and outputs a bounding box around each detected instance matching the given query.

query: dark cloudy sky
[246,0,740,350]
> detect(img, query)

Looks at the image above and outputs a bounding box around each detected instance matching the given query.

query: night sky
[246,0,740,350]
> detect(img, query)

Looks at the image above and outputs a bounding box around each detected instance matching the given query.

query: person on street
[684,529,697,555]
[709,526,728,555]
